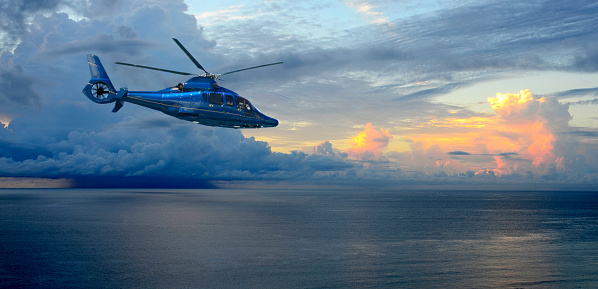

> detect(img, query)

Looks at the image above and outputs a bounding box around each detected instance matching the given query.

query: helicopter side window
[225,95,234,106]
[208,93,223,105]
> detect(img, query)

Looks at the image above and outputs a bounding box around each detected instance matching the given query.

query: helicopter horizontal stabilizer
[111,89,128,112]
[112,101,123,113]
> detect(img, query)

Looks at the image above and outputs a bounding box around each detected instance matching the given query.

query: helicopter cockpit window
[225,95,234,106]
[208,93,223,105]
[236,97,252,110]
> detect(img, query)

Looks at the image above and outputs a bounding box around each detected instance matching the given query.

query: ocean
[1,189,597,288]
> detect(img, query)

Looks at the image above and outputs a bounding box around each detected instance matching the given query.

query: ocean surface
[1,189,597,288]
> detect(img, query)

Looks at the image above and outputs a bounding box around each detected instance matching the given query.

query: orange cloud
[407,89,562,175]
[488,90,556,169]
[346,123,392,160]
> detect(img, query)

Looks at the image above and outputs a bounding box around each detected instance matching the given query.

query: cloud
[0,0,64,50]
[0,64,44,113]
[448,151,471,156]
[0,0,597,188]
[346,123,393,160]
[194,5,254,26]
[344,0,390,25]
[313,140,336,157]
[40,35,154,57]
[403,89,594,176]
[0,116,355,183]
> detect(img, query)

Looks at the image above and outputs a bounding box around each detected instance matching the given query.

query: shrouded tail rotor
[91,82,111,100]
[82,54,128,112]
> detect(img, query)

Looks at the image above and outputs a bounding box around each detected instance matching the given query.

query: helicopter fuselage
[83,38,281,129]
[122,77,278,128]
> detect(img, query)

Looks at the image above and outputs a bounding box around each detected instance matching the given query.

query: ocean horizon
[1,188,597,288]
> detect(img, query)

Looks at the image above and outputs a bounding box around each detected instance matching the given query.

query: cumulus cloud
[0,118,354,182]
[313,140,336,157]
[346,123,392,160]
[0,65,44,113]
[0,0,64,50]
[402,89,598,178]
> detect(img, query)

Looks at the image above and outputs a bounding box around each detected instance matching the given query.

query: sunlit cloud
[344,0,391,25]
[405,89,567,175]
[0,113,14,129]
[346,123,392,160]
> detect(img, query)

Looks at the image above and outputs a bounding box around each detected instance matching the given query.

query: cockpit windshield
[236,96,252,111]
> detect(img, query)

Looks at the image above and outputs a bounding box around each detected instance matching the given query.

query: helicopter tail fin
[82,54,120,104]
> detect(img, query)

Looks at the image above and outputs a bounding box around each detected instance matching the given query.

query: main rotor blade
[172,38,208,74]
[220,62,283,76]
[115,62,194,76]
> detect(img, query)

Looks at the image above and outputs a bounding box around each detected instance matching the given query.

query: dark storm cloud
[0,65,44,113]
[41,35,154,57]
[0,121,354,181]
[448,151,471,156]
[0,0,62,49]
[561,130,598,138]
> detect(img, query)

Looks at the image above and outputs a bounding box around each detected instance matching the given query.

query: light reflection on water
[0,189,597,288]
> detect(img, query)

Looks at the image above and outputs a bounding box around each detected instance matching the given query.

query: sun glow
[0,114,14,129]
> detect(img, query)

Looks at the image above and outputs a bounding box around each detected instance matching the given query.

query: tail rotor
[91,82,111,100]
[83,54,127,112]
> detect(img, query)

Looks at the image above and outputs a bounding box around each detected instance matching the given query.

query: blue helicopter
[82,38,280,128]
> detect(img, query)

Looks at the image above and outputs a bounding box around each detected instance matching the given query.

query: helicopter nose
[263,115,278,127]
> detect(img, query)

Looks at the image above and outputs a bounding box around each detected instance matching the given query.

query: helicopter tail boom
[82,54,122,106]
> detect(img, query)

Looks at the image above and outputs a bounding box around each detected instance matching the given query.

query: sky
[1,0,598,189]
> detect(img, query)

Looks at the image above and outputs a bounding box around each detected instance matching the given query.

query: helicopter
[82,38,281,128]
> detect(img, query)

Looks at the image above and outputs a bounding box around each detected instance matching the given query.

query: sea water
[1,189,597,288]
